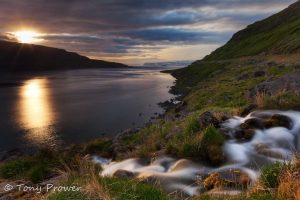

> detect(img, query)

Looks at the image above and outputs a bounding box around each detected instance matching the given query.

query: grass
[260,162,285,188]
[255,92,300,110]
[84,138,113,157]
[204,6,300,61]
[46,157,168,200]
[0,150,60,183]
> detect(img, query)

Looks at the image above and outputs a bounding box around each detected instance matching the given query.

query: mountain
[143,60,193,69]
[0,40,128,71]
[204,0,300,60]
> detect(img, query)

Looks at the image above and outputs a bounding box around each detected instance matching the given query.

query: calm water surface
[0,68,175,151]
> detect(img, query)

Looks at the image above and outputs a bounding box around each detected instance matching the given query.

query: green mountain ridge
[204,0,300,60]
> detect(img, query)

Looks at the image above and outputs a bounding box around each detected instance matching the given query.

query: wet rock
[113,169,135,179]
[235,129,256,141]
[203,172,226,190]
[203,170,251,191]
[198,112,220,129]
[255,144,284,159]
[240,104,258,117]
[263,114,293,129]
[254,71,266,77]
[240,118,264,130]
[168,159,196,172]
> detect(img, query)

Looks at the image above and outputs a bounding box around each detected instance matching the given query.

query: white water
[94,110,300,196]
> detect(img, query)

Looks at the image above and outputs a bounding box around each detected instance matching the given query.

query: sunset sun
[13,30,43,43]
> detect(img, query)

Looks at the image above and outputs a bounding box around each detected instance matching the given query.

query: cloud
[0,0,296,64]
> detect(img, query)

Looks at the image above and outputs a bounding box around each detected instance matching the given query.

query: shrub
[261,162,284,188]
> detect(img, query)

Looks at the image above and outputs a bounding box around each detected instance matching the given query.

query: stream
[93,110,300,196]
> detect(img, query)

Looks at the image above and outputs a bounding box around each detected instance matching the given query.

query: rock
[113,169,135,179]
[235,129,256,140]
[0,148,24,162]
[254,71,266,77]
[248,71,300,98]
[203,172,225,190]
[263,114,293,129]
[237,73,249,81]
[255,144,285,159]
[168,159,196,172]
[203,170,251,191]
[198,112,220,129]
[240,118,264,130]
[240,104,258,117]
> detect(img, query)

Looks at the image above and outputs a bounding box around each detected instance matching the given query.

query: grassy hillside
[204,1,300,60]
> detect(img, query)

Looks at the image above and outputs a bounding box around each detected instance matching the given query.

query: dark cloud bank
[0,0,296,64]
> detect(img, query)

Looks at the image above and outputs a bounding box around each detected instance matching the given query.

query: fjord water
[0,68,175,151]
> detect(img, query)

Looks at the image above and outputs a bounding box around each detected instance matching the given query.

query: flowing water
[95,110,300,196]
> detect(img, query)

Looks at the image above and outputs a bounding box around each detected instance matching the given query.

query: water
[95,110,300,196]
[0,68,175,151]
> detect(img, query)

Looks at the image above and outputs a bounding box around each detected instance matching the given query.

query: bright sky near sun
[0,0,296,65]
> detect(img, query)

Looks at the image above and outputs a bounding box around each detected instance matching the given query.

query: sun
[13,30,43,44]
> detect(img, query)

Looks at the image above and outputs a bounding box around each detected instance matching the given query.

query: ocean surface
[0,68,176,151]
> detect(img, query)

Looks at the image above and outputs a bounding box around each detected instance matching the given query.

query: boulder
[203,170,251,191]
[240,104,258,117]
[263,114,293,129]
[240,118,264,130]
[113,169,135,179]
[235,129,256,141]
[199,112,220,129]
[254,71,266,77]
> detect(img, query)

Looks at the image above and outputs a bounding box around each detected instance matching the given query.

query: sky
[0,0,296,65]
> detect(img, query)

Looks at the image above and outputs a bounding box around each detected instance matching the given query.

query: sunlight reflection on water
[17,78,57,148]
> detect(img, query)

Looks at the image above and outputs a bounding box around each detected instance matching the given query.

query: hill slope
[204,0,300,60]
[0,40,128,71]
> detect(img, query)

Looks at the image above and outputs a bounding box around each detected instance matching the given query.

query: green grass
[84,138,113,157]
[98,177,168,200]
[204,8,300,60]
[260,162,285,188]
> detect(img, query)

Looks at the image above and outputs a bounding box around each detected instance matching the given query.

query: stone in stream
[113,169,135,179]
[263,114,293,129]
[240,118,264,130]
[202,170,250,191]
[240,104,258,117]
